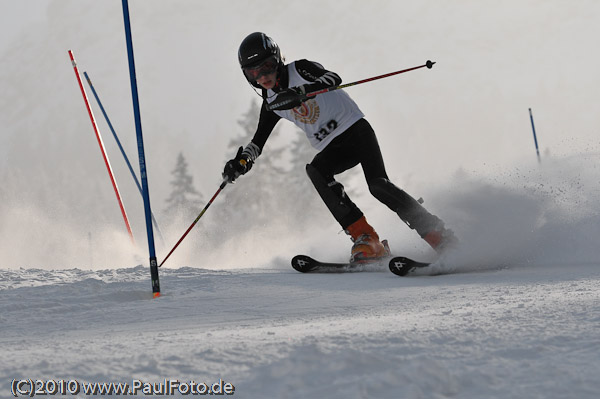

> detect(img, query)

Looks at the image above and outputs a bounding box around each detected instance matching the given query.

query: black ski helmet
[238,32,283,88]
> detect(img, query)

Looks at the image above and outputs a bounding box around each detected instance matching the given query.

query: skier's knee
[306,163,322,187]
[368,177,387,196]
[306,163,329,196]
[307,163,345,198]
[368,177,395,203]
[368,177,422,219]
[306,163,360,227]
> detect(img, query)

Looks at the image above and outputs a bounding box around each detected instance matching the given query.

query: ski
[388,256,431,276]
[291,254,435,276]
[291,255,387,273]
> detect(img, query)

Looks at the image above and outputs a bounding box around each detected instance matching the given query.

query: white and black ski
[388,256,431,276]
[291,255,387,273]
[291,254,434,276]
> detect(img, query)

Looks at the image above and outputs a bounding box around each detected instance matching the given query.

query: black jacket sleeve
[248,100,281,154]
[294,59,342,93]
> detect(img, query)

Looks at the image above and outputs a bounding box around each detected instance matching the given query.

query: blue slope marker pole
[528,108,541,163]
[83,71,165,245]
[122,0,160,298]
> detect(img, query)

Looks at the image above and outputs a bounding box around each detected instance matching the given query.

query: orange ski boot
[423,224,459,253]
[345,216,390,263]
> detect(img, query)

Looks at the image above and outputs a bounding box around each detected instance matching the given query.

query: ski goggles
[243,57,279,81]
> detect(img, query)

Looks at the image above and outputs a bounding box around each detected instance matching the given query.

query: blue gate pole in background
[84,71,165,245]
[528,108,541,163]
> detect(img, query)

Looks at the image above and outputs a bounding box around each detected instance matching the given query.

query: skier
[223,32,457,263]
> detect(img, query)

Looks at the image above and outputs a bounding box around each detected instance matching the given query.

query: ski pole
[159,179,228,267]
[267,60,436,111]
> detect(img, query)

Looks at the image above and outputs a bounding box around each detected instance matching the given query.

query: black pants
[306,118,441,237]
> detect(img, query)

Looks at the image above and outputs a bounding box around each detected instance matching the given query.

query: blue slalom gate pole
[84,71,165,245]
[122,0,160,297]
[528,108,541,163]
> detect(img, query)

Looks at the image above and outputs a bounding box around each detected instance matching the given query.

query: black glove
[268,86,308,111]
[222,146,253,183]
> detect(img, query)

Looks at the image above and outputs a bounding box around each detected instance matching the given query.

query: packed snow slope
[1,262,599,398]
[2,155,600,399]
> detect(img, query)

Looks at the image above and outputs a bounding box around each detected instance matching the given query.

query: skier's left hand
[269,86,308,111]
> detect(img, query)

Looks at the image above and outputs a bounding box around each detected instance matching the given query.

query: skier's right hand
[268,86,308,111]
[222,146,252,183]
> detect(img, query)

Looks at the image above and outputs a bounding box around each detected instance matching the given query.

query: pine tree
[164,152,204,220]
[219,100,286,234]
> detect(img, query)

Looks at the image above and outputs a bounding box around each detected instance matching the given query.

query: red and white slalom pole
[68,50,135,244]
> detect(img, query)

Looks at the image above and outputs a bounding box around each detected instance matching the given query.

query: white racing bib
[266,62,364,150]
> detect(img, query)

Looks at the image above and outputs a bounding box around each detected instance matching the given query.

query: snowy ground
[3,155,600,398]
[1,258,599,399]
